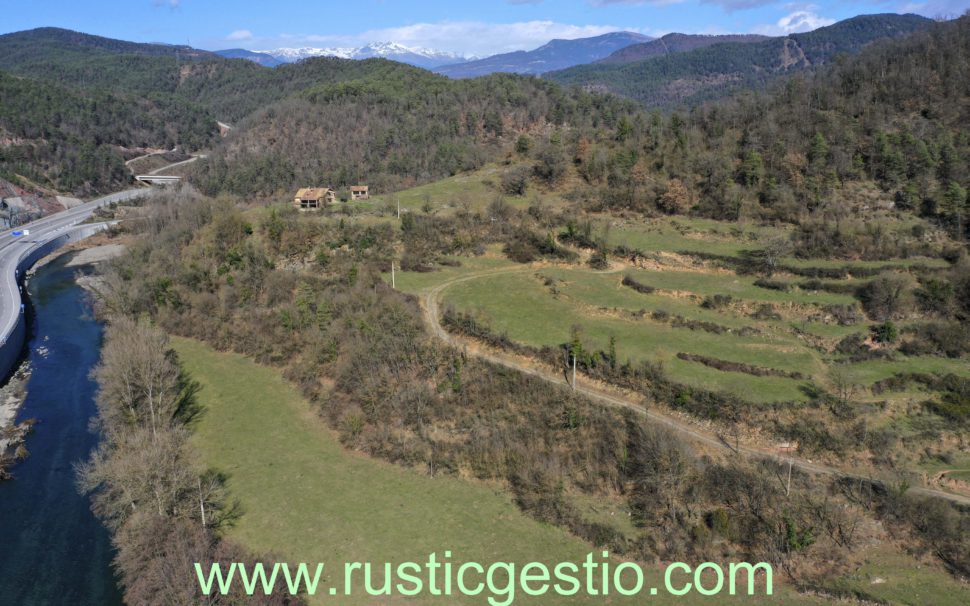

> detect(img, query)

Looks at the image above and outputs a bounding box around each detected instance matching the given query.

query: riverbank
[0,247,124,605]
[0,364,31,478]
[0,242,125,479]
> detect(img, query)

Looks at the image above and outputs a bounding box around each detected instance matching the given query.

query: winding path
[420,264,970,506]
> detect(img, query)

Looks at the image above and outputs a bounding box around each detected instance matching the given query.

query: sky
[0,0,967,57]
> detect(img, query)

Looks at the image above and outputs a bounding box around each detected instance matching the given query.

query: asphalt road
[0,189,149,345]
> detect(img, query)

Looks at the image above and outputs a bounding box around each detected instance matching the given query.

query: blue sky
[1,0,967,56]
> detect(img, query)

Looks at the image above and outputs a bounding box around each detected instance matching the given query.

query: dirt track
[420,264,970,506]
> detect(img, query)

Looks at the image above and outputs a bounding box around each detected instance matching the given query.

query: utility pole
[571,353,577,390]
[198,477,207,528]
[786,457,793,497]
[391,261,396,289]
[396,197,401,219]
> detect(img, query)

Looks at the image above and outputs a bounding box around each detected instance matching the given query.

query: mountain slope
[0,27,213,60]
[436,32,651,78]
[546,15,970,237]
[548,14,931,108]
[214,48,282,68]
[190,65,641,197]
[597,33,767,64]
[0,69,216,193]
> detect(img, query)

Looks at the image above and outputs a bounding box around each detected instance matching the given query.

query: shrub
[701,294,733,310]
[857,272,915,320]
[915,278,954,315]
[588,250,610,270]
[751,304,782,321]
[500,166,530,196]
[900,322,970,358]
[871,321,898,344]
[622,274,656,294]
[754,278,789,292]
[676,352,805,380]
[823,303,864,326]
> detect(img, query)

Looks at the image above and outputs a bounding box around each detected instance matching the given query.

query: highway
[0,189,150,351]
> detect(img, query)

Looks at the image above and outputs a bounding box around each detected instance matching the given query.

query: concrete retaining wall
[0,223,111,381]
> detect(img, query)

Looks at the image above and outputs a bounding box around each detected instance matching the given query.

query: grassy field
[377,206,967,407]
[822,546,970,606]
[174,336,831,605]
[604,217,775,259]
[601,216,949,272]
[441,269,818,402]
[345,163,568,216]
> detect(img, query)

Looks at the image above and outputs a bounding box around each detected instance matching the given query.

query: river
[0,252,123,605]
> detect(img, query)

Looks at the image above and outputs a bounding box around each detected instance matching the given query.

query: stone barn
[293,188,336,211]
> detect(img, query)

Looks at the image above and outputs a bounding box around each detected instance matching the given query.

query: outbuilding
[350,185,370,200]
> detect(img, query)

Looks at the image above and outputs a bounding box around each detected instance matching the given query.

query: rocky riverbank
[0,363,32,480]
[0,243,124,480]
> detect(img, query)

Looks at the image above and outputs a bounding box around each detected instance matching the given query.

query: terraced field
[391,216,968,409]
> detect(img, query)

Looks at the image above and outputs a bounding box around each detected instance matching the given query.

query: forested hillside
[191,65,641,196]
[548,13,931,108]
[0,70,215,193]
[533,15,969,246]
[595,32,766,65]
[0,16,948,199]
[0,28,638,196]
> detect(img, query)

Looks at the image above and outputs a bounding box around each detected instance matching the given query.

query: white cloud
[227,29,253,41]
[271,21,650,57]
[752,10,836,35]
[152,0,180,7]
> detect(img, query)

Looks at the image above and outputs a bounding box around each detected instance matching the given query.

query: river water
[0,253,123,605]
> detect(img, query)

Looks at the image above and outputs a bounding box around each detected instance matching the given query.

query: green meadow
[174,336,827,605]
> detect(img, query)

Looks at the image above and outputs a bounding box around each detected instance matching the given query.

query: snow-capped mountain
[258,42,473,69]
[435,32,651,78]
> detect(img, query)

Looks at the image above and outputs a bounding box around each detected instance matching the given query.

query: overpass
[135,174,181,185]
[134,152,206,185]
[0,189,151,381]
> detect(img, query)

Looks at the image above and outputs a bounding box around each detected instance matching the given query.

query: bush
[622,274,656,294]
[915,278,954,315]
[500,166,530,196]
[900,322,970,358]
[823,303,864,326]
[871,321,898,344]
[503,229,577,264]
[676,352,805,380]
[923,375,970,425]
[857,273,915,320]
[588,250,610,270]
[701,294,733,310]
[754,278,789,292]
[751,304,782,321]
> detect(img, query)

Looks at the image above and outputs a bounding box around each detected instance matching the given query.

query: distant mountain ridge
[258,42,473,69]
[214,48,282,68]
[547,13,933,107]
[435,32,652,78]
[597,33,767,64]
[0,27,215,63]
